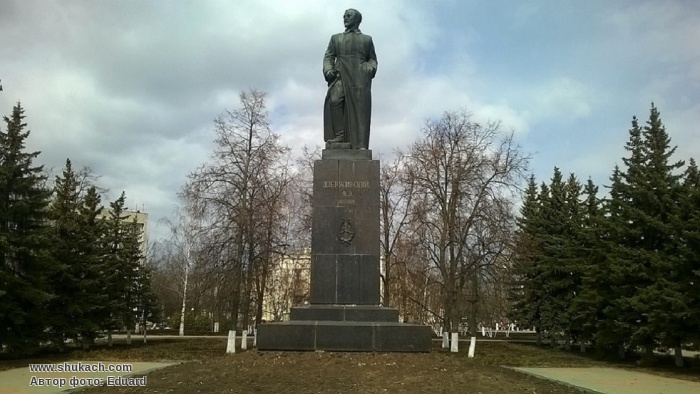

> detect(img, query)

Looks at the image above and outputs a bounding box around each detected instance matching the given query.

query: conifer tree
[560,173,585,349]
[679,159,700,361]
[570,179,606,350]
[537,169,564,344]
[597,166,636,358]
[102,192,140,338]
[120,215,144,331]
[0,102,54,354]
[75,186,108,348]
[511,175,544,336]
[628,106,684,361]
[48,162,108,350]
[47,159,83,348]
[537,169,584,347]
[602,105,686,362]
[134,260,160,334]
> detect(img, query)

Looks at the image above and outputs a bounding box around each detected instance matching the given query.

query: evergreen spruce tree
[47,159,82,348]
[48,161,108,350]
[76,186,108,348]
[120,216,143,332]
[561,173,585,350]
[134,259,160,334]
[102,192,129,339]
[628,106,684,362]
[102,192,142,341]
[537,169,564,345]
[537,168,584,347]
[598,166,636,358]
[511,175,545,338]
[603,105,686,363]
[634,105,687,364]
[0,102,54,354]
[679,159,700,361]
[570,178,606,351]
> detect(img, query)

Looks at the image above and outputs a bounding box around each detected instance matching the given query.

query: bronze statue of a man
[323,9,377,149]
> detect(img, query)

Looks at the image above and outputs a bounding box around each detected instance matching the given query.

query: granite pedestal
[257,150,431,352]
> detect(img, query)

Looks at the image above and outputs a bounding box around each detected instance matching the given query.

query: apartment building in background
[262,247,311,322]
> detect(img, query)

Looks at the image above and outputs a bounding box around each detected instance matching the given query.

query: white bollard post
[481,327,486,337]
[241,330,248,350]
[442,332,449,348]
[450,332,459,353]
[253,329,257,347]
[468,336,476,358]
[226,330,236,354]
[214,322,219,333]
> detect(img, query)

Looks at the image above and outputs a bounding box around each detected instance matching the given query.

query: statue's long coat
[323,29,377,149]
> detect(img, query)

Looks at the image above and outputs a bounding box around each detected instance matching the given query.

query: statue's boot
[327,129,345,143]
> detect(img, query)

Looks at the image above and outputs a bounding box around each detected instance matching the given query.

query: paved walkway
[514,367,700,394]
[0,360,177,394]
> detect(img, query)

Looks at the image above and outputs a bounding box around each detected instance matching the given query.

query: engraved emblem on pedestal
[337,213,355,246]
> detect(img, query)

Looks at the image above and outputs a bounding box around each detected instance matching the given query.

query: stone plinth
[310,158,380,304]
[257,321,432,352]
[290,305,398,322]
[257,150,432,352]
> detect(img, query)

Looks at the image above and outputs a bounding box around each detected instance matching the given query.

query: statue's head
[343,9,362,30]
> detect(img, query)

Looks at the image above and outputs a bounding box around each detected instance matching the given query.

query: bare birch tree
[183,89,290,331]
[379,153,414,307]
[158,207,202,335]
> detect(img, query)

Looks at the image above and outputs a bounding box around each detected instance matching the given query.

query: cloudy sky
[1,0,698,242]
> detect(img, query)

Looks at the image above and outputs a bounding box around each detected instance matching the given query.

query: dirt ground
[82,351,577,393]
[74,339,593,393]
[3,337,698,394]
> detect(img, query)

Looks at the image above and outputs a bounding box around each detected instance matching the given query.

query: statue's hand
[324,69,338,83]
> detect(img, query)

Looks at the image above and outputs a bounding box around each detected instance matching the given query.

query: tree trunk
[383,253,391,307]
[640,344,655,366]
[617,343,625,360]
[81,336,93,350]
[674,346,684,367]
[450,290,461,353]
[107,330,113,347]
[240,245,255,330]
[467,273,478,337]
[255,286,265,326]
[230,281,241,330]
[179,263,189,336]
[240,281,251,331]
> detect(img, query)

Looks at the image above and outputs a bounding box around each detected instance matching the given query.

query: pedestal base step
[321,148,373,160]
[290,305,398,322]
[257,320,432,352]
